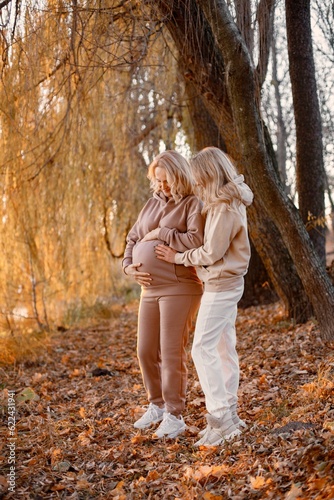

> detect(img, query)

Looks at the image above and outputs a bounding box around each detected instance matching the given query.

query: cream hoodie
[174,175,253,292]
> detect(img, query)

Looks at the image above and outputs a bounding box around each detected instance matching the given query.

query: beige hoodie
[174,175,253,292]
[122,192,204,294]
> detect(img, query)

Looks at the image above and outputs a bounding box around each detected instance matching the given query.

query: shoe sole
[134,416,164,430]
[211,428,241,445]
[198,424,247,436]
[154,426,186,439]
[195,428,241,446]
[198,420,248,437]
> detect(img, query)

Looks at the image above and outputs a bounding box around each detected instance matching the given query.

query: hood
[234,174,254,207]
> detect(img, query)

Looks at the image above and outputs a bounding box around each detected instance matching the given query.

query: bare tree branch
[0,0,12,9]
[256,0,276,87]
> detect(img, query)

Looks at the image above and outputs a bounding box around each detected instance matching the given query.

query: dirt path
[1,301,334,499]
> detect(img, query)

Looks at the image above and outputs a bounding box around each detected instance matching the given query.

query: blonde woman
[122,150,204,439]
[155,147,253,446]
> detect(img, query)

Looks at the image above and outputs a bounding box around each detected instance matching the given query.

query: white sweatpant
[191,285,244,418]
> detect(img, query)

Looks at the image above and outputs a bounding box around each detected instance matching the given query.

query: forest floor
[0,300,334,499]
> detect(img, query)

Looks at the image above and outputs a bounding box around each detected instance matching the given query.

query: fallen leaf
[76,478,91,490]
[323,421,334,432]
[285,483,303,500]
[0,476,7,487]
[184,465,227,482]
[146,470,160,482]
[249,475,266,489]
[53,461,71,472]
[203,493,224,500]
[78,429,92,446]
[211,465,229,478]
[131,435,147,444]
[16,387,40,402]
[51,448,63,465]
[51,484,68,491]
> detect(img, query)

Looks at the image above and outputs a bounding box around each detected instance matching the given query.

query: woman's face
[155,166,172,198]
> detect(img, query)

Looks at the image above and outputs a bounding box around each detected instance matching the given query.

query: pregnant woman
[122,150,204,439]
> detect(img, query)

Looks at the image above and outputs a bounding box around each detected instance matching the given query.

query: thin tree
[286,0,326,265]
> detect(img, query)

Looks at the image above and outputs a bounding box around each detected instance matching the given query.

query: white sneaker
[198,425,208,438]
[233,414,247,429]
[134,403,165,429]
[195,412,241,446]
[153,412,186,438]
[230,404,247,429]
[198,405,247,436]
[198,415,246,437]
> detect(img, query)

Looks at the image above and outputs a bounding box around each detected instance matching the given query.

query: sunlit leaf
[146,470,160,482]
[16,387,40,402]
[203,492,224,500]
[323,421,334,432]
[249,475,266,489]
[285,484,303,500]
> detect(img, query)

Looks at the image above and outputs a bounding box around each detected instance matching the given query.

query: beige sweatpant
[137,291,201,415]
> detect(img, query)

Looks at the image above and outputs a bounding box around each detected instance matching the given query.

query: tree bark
[246,200,311,320]
[196,0,334,339]
[285,0,326,265]
[239,239,278,309]
[255,0,276,87]
[182,75,226,152]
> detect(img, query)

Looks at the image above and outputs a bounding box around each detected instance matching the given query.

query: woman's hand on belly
[141,228,160,242]
[124,263,152,286]
[155,244,177,263]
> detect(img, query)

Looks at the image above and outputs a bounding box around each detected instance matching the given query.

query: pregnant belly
[132,240,178,286]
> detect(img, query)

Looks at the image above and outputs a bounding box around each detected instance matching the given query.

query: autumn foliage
[1,301,333,499]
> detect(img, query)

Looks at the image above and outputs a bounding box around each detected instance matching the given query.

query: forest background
[0,1,334,351]
[1,1,334,499]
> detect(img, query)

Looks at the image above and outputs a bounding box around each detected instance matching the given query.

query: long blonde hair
[147,150,194,203]
[190,147,243,213]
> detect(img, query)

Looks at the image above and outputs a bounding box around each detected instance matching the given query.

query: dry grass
[0,299,129,367]
[301,361,334,399]
[0,329,51,367]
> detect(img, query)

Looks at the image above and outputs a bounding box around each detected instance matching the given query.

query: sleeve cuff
[174,253,183,265]
[122,258,132,272]
[158,227,168,241]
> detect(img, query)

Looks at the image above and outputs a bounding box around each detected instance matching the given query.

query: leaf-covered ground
[1,301,334,499]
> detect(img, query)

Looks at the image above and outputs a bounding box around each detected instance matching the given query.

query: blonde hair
[190,147,243,213]
[147,150,194,203]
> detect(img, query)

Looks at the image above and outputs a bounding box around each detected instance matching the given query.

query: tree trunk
[150,0,313,323]
[271,35,289,192]
[246,200,311,320]
[182,76,226,152]
[196,0,334,340]
[285,0,326,265]
[239,239,278,309]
